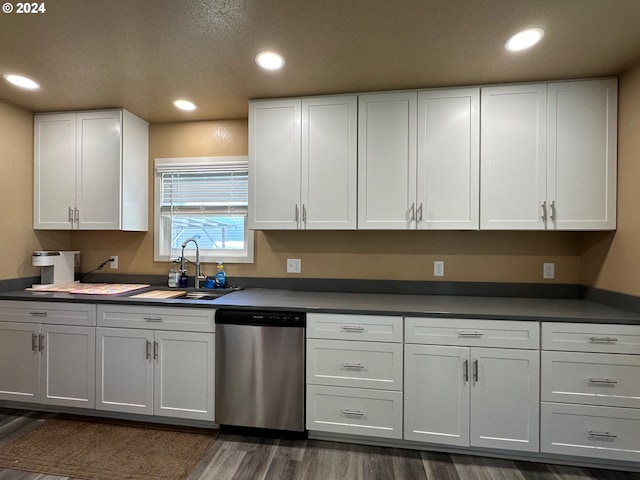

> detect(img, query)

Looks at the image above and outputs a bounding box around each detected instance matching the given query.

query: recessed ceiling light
[173,99,197,111]
[505,28,545,52]
[3,74,40,90]
[255,51,285,70]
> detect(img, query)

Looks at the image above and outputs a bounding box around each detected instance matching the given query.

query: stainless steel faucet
[180,238,205,289]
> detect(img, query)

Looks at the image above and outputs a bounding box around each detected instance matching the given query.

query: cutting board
[129,290,187,299]
[27,283,150,295]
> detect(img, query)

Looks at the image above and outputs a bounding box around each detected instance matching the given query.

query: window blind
[158,161,248,211]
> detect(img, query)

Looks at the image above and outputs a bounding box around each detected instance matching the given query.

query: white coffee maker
[32,251,80,288]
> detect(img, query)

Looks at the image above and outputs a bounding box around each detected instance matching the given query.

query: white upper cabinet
[547,78,617,230]
[249,95,357,230]
[34,109,149,231]
[481,79,617,230]
[249,99,301,229]
[480,84,548,230]
[358,89,479,230]
[358,92,417,229]
[417,88,480,230]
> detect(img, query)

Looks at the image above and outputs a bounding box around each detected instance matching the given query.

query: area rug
[0,415,217,480]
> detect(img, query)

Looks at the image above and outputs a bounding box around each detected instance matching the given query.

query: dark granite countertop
[1,286,640,324]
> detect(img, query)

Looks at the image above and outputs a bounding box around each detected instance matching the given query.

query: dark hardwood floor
[0,408,638,480]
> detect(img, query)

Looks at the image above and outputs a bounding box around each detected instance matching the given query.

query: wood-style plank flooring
[0,408,638,480]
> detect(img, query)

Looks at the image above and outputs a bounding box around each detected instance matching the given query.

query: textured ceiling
[1,0,640,123]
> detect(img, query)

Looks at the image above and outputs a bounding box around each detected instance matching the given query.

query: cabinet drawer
[306,385,403,439]
[405,317,539,349]
[542,351,640,408]
[0,301,96,326]
[307,313,402,342]
[541,402,640,462]
[542,322,640,354]
[307,339,403,391]
[97,305,215,332]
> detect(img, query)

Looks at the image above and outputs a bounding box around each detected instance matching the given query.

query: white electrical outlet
[110,256,118,269]
[434,261,444,277]
[543,262,555,279]
[287,258,302,274]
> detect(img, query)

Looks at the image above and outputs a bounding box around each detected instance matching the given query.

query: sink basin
[183,292,222,301]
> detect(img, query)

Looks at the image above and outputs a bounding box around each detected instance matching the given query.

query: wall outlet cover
[287,258,302,274]
[434,261,444,277]
[543,262,555,279]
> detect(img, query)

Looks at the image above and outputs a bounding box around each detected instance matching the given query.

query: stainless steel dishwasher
[215,309,305,432]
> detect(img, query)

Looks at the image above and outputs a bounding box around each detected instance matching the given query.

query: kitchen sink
[183,291,224,301]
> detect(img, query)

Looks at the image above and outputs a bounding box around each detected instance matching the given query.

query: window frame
[153,156,254,264]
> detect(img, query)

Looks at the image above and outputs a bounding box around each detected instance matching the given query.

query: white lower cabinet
[541,403,640,462]
[96,305,215,421]
[306,384,403,439]
[306,313,404,439]
[404,317,540,453]
[0,302,96,409]
[541,321,640,462]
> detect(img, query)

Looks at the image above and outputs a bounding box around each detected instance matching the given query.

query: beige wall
[0,99,70,281]
[580,62,640,296]
[8,66,640,288]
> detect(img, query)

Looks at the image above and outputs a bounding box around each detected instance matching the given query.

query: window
[154,156,254,263]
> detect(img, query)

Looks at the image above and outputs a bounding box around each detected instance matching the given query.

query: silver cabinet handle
[550,200,556,221]
[32,333,38,352]
[341,409,364,417]
[153,341,159,360]
[589,336,618,343]
[473,359,479,382]
[341,325,365,332]
[68,207,74,223]
[302,204,307,223]
[541,201,547,221]
[409,202,415,222]
[341,363,365,370]
[29,311,47,317]
[458,331,484,337]
[463,359,469,383]
[294,204,299,222]
[74,208,80,225]
[145,340,151,360]
[143,316,163,323]
[38,334,45,352]
[417,202,424,222]
[588,378,618,385]
[588,431,617,439]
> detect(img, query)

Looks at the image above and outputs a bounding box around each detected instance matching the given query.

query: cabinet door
[480,84,547,230]
[0,322,40,402]
[358,92,417,229]
[470,348,540,452]
[153,331,215,421]
[547,79,617,230]
[417,88,480,230]
[302,96,357,229]
[404,344,470,446]
[33,113,77,230]
[249,99,301,229]
[76,111,123,229]
[40,324,96,409]
[96,327,154,415]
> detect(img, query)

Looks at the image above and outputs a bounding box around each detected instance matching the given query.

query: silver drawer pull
[29,311,47,317]
[341,363,365,370]
[341,409,364,417]
[589,336,618,343]
[32,333,38,352]
[588,430,617,439]
[458,331,483,337]
[143,316,163,323]
[341,325,365,332]
[588,378,618,385]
